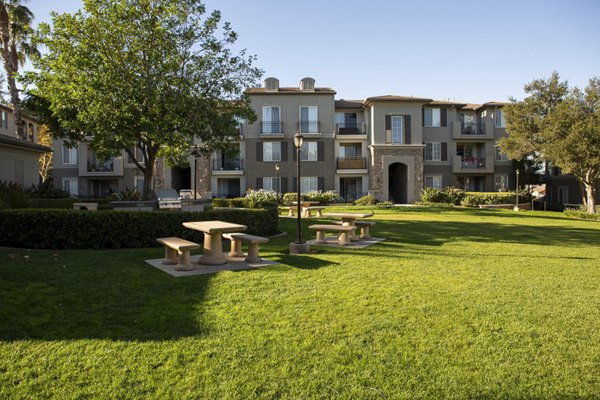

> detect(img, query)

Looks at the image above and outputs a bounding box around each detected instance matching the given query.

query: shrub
[442,187,465,205]
[564,210,600,221]
[283,192,307,205]
[0,208,279,249]
[245,189,279,208]
[378,201,393,207]
[27,181,70,198]
[0,181,30,209]
[355,195,379,206]
[29,198,77,209]
[110,187,142,201]
[304,190,341,205]
[460,191,532,207]
[420,187,449,204]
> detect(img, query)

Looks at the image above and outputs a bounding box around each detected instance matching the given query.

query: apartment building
[192,77,514,203]
[0,104,49,187]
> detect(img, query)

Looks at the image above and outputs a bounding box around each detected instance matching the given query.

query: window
[425,142,442,161]
[62,177,78,196]
[425,175,443,190]
[300,141,318,161]
[495,110,505,128]
[263,142,281,162]
[262,177,278,192]
[300,106,318,133]
[134,176,144,193]
[339,143,361,157]
[424,108,441,127]
[1,111,7,129]
[495,145,509,161]
[558,186,569,204]
[495,175,509,191]
[262,106,281,133]
[301,177,318,193]
[128,146,145,164]
[62,143,77,165]
[391,115,404,144]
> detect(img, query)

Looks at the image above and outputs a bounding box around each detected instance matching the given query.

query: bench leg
[314,230,327,244]
[229,238,244,257]
[245,244,261,263]
[315,209,323,217]
[288,209,295,217]
[163,247,178,265]
[360,226,372,239]
[338,231,350,246]
[175,250,194,271]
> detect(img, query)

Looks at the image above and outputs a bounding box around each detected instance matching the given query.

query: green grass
[1,207,599,399]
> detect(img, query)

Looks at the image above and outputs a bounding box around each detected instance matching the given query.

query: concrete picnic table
[183,220,247,265]
[323,212,374,241]
[292,201,320,217]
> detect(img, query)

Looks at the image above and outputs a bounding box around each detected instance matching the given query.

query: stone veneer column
[153,158,166,189]
[369,146,424,202]
[196,155,211,197]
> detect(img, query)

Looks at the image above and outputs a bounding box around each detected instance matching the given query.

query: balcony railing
[336,157,367,170]
[459,157,486,169]
[87,159,114,172]
[461,122,486,135]
[260,121,283,134]
[297,121,320,134]
[336,122,367,135]
[213,158,243,171]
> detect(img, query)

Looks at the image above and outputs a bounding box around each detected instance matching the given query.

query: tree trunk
[585,182,596,214]
[142,152,156,200]
[0,6,24,139]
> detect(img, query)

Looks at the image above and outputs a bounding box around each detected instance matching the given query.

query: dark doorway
[388,162,408,203]
[171,167,191,192]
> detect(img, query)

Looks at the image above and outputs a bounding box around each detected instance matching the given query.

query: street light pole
[190,145,200,199]
[294,133,304,244]
[514,169,520,211]
[275,163,280,205]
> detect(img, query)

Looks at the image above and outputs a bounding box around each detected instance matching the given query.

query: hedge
[564,210,600,221]
[0,208,278,249]
[460,191,532,207]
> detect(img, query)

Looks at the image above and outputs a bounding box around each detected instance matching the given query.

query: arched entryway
[388,162,408,204]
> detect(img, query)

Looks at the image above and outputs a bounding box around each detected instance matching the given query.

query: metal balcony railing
[213,158,243,171]
[460,157,486,169]
[297,121,320,134]
[87,159,114,172]
[260,121,283,134]
[461,122,486,135]
[336,122,367,135]
[336,157,367,169]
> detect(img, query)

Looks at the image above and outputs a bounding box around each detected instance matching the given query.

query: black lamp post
[514,168,520,211]
[294,133,304,244]
[191,144,201,199]
[275,163,280,205]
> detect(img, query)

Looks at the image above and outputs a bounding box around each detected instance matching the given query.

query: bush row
[420,187,532,207]
[0,208,279,249]
[281,191,341,205]
[563,210,600,221]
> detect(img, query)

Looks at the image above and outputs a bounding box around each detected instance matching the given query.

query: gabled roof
[0,134,51,153]
[335,99,365,109]
[460,103,482,111]
[365,95,433,104]
[246,87,336,95]
[428,100,468,107]
[480,101,510,108]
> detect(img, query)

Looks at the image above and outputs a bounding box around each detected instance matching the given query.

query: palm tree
[0,0,38,139]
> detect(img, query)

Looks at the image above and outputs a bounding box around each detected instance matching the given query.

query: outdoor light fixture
[514,169,520,211]
[275,163,280,205]
[294,132,304,244]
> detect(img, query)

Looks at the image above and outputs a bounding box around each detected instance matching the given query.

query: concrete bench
[156,237,201,271]
[308,224,354,246]
[335,220,376,239]
[223,233,269,263]
[279,206,294,216]
[304,206,326,217]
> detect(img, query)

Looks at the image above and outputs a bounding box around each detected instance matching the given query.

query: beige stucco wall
[0,146,40,187]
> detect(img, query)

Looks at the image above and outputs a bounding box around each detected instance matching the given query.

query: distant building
[0,104,50,187]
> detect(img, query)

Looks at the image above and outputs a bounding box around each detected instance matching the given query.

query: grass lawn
[1,207,599,398]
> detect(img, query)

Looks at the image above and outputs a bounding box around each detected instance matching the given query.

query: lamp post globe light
[275,163,280,205]
[514,168,520,211]
[289,132,310,254]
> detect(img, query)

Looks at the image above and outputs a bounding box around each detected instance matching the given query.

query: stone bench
[279,206,294,216]
[156,237,201,271]
[223,233,269,263]
[304,206,326,217]
[308,224,354,246]
[335,220,376,239]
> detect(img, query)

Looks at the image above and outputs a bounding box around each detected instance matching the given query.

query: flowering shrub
[245,189,279,204]
[304,190,341,205]
[355,195,379,206]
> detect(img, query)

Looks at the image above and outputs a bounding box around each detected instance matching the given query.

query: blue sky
[28,0,600,104]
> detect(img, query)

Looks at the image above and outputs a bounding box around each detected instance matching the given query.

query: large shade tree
[0,0,38,138]
[499,73,600,213]
[28,0,262,198]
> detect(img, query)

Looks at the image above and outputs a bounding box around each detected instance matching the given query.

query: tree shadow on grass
[0,248,210,341]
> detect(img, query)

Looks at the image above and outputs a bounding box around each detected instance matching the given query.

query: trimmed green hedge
[211,197,277,209]
[460,191,532,207]
[0,208,278,249]
[564,210,600,221]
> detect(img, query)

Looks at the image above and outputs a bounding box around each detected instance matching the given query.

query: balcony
[452,156,493,174]
[260,121,284,136]
[452,121,493,140]
[335,122,367,138]
[336,157,368,174]
[212,158,244,175]
[297,121,321,135]
[80,157,124,176]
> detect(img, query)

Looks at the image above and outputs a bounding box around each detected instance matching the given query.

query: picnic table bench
[156,237,201,271]
[308,224,354,246]
[223,233,269,263]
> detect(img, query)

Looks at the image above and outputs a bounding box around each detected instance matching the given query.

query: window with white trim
[262,106,281,133]
[494,175,509,191]
[1,111,7,129]
[300,106,318,133]
[424,175,443,190]
[262,177,278,192]
[424,108,441,127]
[263,142,281,162]
[495,110,505,128]
[62,177,78,196]
[300,141,318,161]
[62,143,77,165]
[301,177,318,193]
[425,142,441,161]
[391,115,404,144]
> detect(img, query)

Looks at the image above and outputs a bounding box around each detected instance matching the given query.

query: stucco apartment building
[0,104,49,187]
[195,77,514,203]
